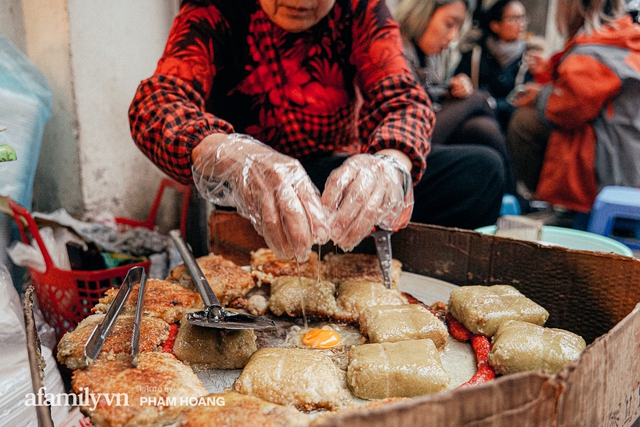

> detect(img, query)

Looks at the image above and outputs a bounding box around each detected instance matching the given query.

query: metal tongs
[371,228,394,289]
[169,229,275,330]
[83,266,148,367]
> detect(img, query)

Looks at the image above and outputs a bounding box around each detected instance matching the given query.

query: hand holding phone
[506,84,528,105]
[506,83,541,107]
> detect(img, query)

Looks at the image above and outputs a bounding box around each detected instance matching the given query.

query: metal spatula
[169,229,275,330]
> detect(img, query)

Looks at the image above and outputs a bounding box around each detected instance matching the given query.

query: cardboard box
[209,214,640,426]
[318,223,640,427]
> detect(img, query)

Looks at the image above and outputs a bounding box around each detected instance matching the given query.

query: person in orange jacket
[506,0,640,214]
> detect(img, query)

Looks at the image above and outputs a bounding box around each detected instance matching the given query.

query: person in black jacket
[455,0,543,131]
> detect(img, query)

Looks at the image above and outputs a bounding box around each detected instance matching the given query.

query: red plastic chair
[114,178,192,236]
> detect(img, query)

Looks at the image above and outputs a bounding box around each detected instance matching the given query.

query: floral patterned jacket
[129,0,434,185]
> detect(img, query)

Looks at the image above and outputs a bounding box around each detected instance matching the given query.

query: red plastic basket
[7,178,191,341]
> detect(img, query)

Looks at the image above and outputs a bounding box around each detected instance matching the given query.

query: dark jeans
[506,106,551,193]
[433,91,518,198]
[302,144,504,230]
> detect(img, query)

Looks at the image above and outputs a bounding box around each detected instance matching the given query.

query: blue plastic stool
[587,186,640,250]
[500,194,521,216]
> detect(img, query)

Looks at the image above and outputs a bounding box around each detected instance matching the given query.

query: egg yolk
[302,328,341,349]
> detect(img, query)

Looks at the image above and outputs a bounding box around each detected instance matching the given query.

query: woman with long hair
[395,0,526,212]
[506,0,640,215]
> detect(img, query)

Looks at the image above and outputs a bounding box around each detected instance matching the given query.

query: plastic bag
[0,264,68,426]
[0,33,52,210]
[6,225,83,272]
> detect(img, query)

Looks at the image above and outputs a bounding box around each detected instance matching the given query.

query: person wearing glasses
[455,0,543,132]
[394,0,527,212]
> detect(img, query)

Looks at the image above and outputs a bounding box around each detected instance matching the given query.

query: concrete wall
[64,0,178,221]
[0,0,26,52]
[3,0,180,223]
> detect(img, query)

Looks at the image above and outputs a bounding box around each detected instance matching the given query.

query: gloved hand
[321,153,414,252]
[192,133,330,261]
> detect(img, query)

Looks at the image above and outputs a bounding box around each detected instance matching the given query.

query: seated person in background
[455,0,544,131]
[129,0,506,262]
[394,0,525,211]
[506,0,640,215]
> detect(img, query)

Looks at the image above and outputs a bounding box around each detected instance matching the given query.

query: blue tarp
[0,33,52,209]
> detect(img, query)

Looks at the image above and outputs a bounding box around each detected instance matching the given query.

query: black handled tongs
[169,229,275,330]
[83,266,148,367]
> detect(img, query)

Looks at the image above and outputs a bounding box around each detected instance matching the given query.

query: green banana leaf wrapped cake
[489,320,586,375]
[448,285,549,337]
[347,339,450,399]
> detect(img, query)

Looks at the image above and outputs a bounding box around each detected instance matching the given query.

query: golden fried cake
[251,248,321,285]
[268,276,338,318]
[173,311,257,370]
[447,284,549,337]
[347,339,450,399]
[234,348,351,411]
[323,253,402,287]
[57,314,170,370]
[167,253,255,306]
[359,304,448,349]
[309,398,407,425]
[488,320,586,375]
[180,392,309,427]
[92,279,203,324]
[335,280,407,323]
[71,352,207,427]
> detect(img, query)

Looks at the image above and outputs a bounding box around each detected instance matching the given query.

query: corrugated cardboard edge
[387,223,640,343]
[346,223,640,427]
[205,216,640,426]
[555,302,640,427]
[313,373,560,427]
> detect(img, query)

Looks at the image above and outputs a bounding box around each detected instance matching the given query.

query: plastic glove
[321,153,414,252]
[192,134,330,261]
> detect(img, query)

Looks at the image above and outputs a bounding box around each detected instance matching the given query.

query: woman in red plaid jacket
[129,0,505,261]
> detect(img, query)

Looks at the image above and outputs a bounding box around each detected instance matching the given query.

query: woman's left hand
[449,74,474,99]
[321,153,414,252]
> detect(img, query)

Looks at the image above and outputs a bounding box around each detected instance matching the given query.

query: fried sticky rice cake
[251,248,321,285]
[167,253,255,306]
[323,253,402,287]
[268,276,338,318]
[347,339,450,399]
[234,347,351,411]
[335,280,407,323]
[448,285,549,337]
[359,304,448,349]
[92,278,203,324]
[309,398,407,425]
[488,320,586,375]
[71,352,207,427]
[180,392,309,427]
[57,314,170,370]
[173,311,257,370]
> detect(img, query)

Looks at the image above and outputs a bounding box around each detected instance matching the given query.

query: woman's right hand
[525,50,547,76]
[510,82,541,108]
[191,133,330,262]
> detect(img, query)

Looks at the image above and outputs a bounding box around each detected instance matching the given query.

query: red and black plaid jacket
[129,0,434,185]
